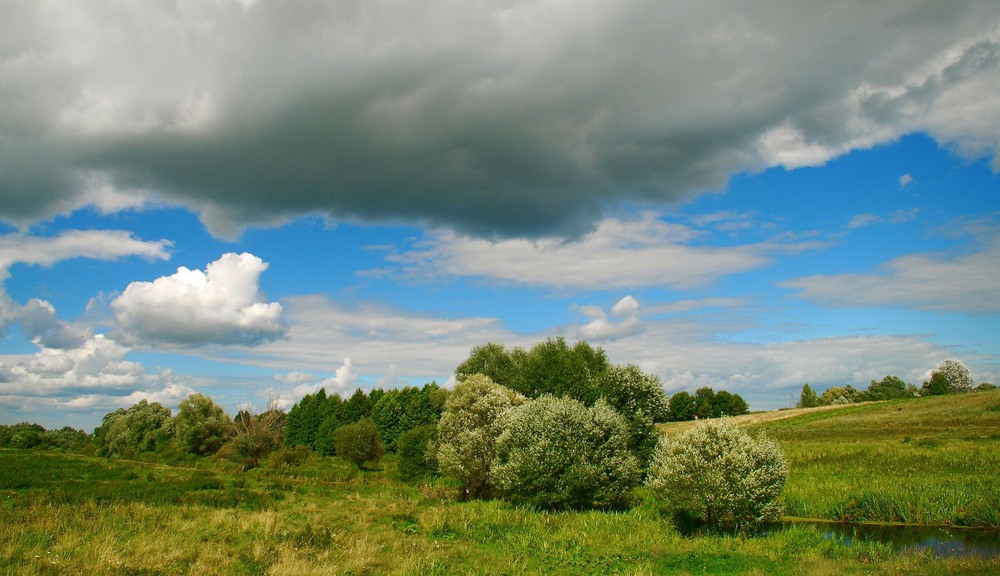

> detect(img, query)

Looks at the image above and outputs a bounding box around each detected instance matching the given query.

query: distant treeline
[797,359,995,408]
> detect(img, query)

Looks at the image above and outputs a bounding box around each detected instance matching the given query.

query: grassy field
[659,390,1000,528]
[1,391,998,575]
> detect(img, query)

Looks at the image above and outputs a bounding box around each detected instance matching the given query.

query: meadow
[2,391,998,575]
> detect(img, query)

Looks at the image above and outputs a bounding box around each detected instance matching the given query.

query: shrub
[492,395,640,510]
[219,407,285,470]
[333,418,384,470]
[436,374,524,498]
[397,424,438,481]
[646,419,788,533]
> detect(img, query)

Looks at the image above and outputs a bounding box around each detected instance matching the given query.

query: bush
[219,407,285,470]
[333,418,384,470]
[436,374,524,498]
[646,419,788,533]
[397,424,438,481]
[492,395,640,510]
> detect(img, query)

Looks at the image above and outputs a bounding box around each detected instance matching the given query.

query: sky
[1,0,998,430]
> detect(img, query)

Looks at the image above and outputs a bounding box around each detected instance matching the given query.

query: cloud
[1,2,997,237]
[366,213,823,290]
[246,295,514,378]
[18,299,88,349]
[0,229,171,334]
[111,252,286,346]
[781,221,1000,313]
[0,229,171,280]
[574,296,643,341]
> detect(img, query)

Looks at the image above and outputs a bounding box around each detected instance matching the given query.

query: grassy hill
[0,391,997,575]
[664,390,1000,527]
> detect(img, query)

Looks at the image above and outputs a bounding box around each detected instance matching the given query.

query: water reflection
[786,520,1000,558]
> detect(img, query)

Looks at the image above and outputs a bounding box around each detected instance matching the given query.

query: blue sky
[1,1,998,429]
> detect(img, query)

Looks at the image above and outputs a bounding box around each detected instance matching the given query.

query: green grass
[1,392,998,575]
[746,391,1000,528]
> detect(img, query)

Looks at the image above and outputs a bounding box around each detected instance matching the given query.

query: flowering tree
[646,419,788,533]
[937,359,974,393]
[492,395,640,510]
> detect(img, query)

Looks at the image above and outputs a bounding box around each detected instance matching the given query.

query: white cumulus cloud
[112,252,286,346]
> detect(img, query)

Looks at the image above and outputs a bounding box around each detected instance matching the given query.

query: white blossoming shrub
[492,395,641,510]
[436,374,524,498]
[646,419,788,533]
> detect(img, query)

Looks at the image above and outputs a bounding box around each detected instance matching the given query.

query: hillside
[661,391,1000,527]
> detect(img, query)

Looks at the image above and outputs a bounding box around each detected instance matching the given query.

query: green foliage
[922,371,952,396]
[397,424,438,481]
[594,364,670,422]
[668,388,750,421]
[864,375,908,401]
[647,420,788,533]
[455,338,609,403]
[333,418,384,470]
[96,400,173,458]
[436,374,524,498]
[340,388,374,424]
[174,393,233,456]
[312,412,341,456]
[798,383,820,408]
[455,342,525,391]
[370,383,444,453]
[219,407,285,470]
[0,423,92,452]
[492,395,640,510]
[668,391,695,421]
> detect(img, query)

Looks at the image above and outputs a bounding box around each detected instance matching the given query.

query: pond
[784,520,1000,558]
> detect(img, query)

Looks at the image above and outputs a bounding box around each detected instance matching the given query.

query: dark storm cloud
[1,0,998,237]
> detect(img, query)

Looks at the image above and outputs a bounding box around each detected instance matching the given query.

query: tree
[594,364,670,422]
[339,388,374,424]
[96,400,173,458]
[729,394,750,416]
[492,395,640,510]
[936,359,974,393]
[174,393,233,456]
[798,384,820,408]
[313,412,341,456]
[455,342,522,390]
[865,375,907,401]
[436,374,524,498]
[397,424,438,481]
[592,364,669,469]
[922,371,952,396]
[668,391,695,422]
[693,387,716,419]
[820,387,850,405]
[646,420,788,533]
[333,418,384,470]
[370,384,443,453]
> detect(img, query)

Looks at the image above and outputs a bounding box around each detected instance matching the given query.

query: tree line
[0,337,797,532]
[797,359,995,408]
